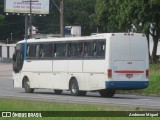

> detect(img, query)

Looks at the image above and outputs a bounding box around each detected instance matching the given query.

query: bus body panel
[113,60,145,81]
[68,60,83,72]
[13,73,21,87]
[22,60,53,88]
[13,33,149,92]
[83,60,106,90]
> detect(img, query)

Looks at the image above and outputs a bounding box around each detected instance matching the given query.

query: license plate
[126,74,133,79]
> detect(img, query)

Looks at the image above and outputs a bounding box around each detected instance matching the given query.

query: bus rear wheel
[70,79,86,96]
[23,77,34,93]
[54,89,63,95]
[99,89,116,98]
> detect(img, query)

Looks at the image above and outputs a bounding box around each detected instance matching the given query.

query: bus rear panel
[106,33,149,90]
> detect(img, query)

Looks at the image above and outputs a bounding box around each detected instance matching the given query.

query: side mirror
[13,53,16,62]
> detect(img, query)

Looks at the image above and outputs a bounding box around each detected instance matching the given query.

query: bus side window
[84,42,95,58]
[35,43,52,58]
[54,43,67,58]
[96,41,105,57]
[28,44,36,58]
[36,44,40,58]
[69,42,83,57]
[39,44,45,58]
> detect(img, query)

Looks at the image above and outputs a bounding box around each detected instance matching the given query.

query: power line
[51,0,60,12]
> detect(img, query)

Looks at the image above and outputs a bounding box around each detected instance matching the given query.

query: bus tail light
[146,69,149,78]
[108,69,112,78]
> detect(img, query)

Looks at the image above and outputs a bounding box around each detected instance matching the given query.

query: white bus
[13,33,149,97]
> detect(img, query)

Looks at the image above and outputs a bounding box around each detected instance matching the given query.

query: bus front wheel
[99,89,116,98]
[23,77,34,93]
[70,79,86,96]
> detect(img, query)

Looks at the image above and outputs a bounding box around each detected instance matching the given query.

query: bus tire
[70,79,79,96]
[70,78,86,96]
[99,89,116,98]
[54,89,63,95]
[23,77,34,93]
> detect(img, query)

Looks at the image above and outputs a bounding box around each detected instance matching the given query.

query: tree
[0,2,5,26]
[0,0,96,41]
[148,0,160,63]
[65,0,96,35]
[0,15,4,25]
[33,0,60,34]
[93,0,160,63]
[0,1,24,41]
[92,0,130,33]
[90,0,109,32]
[33,0,96,36]
[119,0,160,63]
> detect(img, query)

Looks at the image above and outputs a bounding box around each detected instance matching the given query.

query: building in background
[0,43,16,62]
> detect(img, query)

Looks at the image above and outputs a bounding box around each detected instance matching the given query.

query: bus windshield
[13,43,24,73]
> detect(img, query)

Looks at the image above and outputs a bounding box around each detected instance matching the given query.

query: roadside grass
[118,64,160,96]
[0,98,147,111]
[0,98,159,120]
[143,64,160,95]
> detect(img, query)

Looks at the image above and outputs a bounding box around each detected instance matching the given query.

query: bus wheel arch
[69,77,86,96]
[22,76,34,93]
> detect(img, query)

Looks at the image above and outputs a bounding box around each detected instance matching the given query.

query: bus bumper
[105,81,149,90]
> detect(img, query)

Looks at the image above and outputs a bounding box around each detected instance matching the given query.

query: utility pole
[25,14,28,39]
[29,0,32,38]
[23,0,38,39]
[51,0,64,37]
[60,0,64,37]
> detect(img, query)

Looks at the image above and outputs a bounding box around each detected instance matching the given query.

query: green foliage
[0,15,24,41]
[0,2,5,25]
[33,0,97,35]
[65,0,96,35]
[92,0,131,32]
[0,14,5,25]
[0,0,96,41]
[33,0,60,34]
[94,0,160,63]
[143,64,160,95]
[119,0,160,63]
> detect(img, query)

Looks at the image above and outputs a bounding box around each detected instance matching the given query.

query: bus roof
[17,33,145,44]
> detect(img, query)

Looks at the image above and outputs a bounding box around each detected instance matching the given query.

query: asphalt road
[0,76,160,110]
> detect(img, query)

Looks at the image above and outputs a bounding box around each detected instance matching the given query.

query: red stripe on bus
[115,70,144,74]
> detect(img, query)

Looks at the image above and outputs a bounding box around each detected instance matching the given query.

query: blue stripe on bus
[105,81,149,89]
[23,39,27,61]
